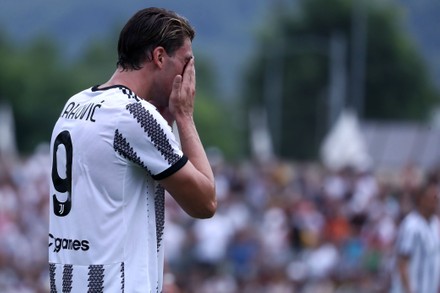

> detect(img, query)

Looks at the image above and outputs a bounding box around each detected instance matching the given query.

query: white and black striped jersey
[390,211,440,293]
[48,85,187,293]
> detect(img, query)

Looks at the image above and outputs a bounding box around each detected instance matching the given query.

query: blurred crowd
[0,146,50,293]
[0,146,436,293]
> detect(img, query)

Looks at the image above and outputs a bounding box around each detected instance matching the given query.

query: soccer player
[48,7,216,292]
[390,178,440,293]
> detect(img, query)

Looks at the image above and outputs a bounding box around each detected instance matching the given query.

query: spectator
[2,149,440,292]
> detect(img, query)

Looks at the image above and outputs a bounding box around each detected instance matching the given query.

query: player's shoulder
[105,88,168,131]
[401,211,426,230]
[89,85,158,111]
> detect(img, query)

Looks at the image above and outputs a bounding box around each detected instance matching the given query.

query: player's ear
[152,47,166,69]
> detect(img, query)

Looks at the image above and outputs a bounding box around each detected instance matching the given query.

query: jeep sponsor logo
[49,233,90,253]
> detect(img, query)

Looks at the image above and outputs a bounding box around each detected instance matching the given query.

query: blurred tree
[365,4,438,120]
[242,0,439,160]
[0,32,240,157]
[0,36,78,153]
[193,56,243,159]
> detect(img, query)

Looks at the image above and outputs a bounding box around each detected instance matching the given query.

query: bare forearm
[161,113,216,218]
[175,114,214,184]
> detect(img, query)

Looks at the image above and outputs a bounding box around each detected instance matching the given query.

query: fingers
[172,58,194,98]
[173,74,183,93]
[182,58,195,84]
[169,58,196,118]
[182,58,196,97]
[169,74,182,105]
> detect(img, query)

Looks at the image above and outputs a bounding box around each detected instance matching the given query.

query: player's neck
[101,68,151,101]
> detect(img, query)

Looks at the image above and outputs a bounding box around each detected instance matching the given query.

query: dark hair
[116,7,195,70]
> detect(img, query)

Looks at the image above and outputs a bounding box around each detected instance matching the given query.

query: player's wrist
[173,110,194,122]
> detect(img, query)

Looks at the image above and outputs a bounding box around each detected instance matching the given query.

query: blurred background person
[390,177,440,293]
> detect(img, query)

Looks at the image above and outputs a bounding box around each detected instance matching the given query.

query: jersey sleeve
[113,100,187,180]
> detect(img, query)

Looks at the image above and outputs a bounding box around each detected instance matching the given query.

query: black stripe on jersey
[126,103,181,165]
[155,185,165,252]
[120,262,125,293]
[120,86,140,101]
[62,264,73,292]
[88,264,105,292]
[152,155,188,181]
[92,85,140,102]
[415,233,424,292]
[114,129,154,175]
[49,263,57,293]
